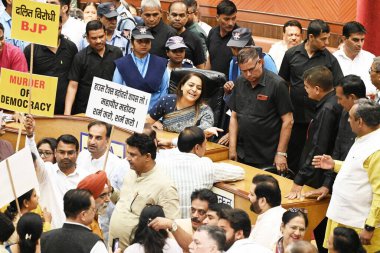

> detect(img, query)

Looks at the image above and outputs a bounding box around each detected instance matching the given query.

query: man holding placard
[24,114,88,228]
[23,16,78,115]
[64,20,123,115]
[76,120,129,242]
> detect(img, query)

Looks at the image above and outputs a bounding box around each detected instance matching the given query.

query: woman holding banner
[146,72,222,138]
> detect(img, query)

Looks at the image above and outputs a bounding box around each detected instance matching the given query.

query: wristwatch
[364,224,375,232]
[169,221,178,232]
[276,151,288,158]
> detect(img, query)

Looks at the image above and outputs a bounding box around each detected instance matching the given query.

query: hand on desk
[303,186,329,201]
[218,133,229,146]
[286,183,303,199]
[152,121,163,130]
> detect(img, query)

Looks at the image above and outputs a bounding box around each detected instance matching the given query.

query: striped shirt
[157,149,245,218]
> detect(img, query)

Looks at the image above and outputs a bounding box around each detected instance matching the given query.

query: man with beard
[76,121,129,242]
[108,133,180,250]
[77,170,110,239]
[248,174,285,250]
[149,189,217,252]
[218,208,271,252]
[24,114,89,228]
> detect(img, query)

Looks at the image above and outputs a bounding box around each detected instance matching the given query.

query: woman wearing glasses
[36,138,57,164]
[275,209,308,253]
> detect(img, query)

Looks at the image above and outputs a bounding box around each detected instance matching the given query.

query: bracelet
[276,152,287,157]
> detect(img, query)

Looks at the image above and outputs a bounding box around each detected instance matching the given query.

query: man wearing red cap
[77,170,111,239]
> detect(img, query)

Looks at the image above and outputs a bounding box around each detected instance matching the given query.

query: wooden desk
[213,160,329,240]
[1,115,228,161]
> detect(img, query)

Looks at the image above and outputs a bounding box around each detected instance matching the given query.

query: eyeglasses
[38,150,53,157]
[240,58,260,74]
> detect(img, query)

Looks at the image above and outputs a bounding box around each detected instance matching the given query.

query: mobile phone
[112,238,119,252]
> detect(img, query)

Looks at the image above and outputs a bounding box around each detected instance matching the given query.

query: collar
[64,221,92,231]
[108,30,123,41]
[335,47,363,61]
[216,24,239,39]
[55,164,80,177]
[257,206,285,220]
[149,19,164,32]
[316,90,336,109]
[41,35,66,51]
[131,52,149,62]
[86,43,113,55]
[137,164,157,178]
[2,11,11,22]
[295,42,327,57]
[243,69,267,88]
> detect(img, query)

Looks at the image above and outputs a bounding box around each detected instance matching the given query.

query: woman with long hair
[9,213,43,253]
[146,72,220,138]
[36,138,57,163]
[327,227,366,253]
[5,189,51,245]
[125,205,182,253]
[275,208,309,253]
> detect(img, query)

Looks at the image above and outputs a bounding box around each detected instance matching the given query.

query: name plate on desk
[212,186,235,207]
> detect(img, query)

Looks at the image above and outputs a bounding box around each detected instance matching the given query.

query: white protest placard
[86,77,151,133]
[0,147,39,208]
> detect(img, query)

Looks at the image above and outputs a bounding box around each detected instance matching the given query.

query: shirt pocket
[129,193,155,216]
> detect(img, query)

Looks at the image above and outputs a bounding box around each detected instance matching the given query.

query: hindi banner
[0,147,39,208]
[0,68,58,117]
[11,0,60,47]
[86,77,151,133]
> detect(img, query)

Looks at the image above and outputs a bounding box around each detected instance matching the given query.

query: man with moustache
[149,189,217,252]
[333,21,375,95]
[140,0,176,58]
[206,0,238,77]
[77,170,111,239]
[64,20,122,115]
[248,174,285,250]
[24,114,89,228]
[76,121,129,242]
[370,57,380,103]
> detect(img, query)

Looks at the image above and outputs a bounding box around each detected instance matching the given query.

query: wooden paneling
[128,0,356,48]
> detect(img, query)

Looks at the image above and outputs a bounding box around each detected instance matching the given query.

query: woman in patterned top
[146,72,221,137]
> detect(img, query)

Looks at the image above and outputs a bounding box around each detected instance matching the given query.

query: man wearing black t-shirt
[206,0,238,77]
[228,47,294,170]
[64,20,122,115]
[140,0,176,58]
[167,1,206,69]
[24,17,78,115]
[279,19,343,175]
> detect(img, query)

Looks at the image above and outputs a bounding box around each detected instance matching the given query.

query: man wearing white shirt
[248,174,286,250]
[218,208,271,253]
[158,126,245,218]
[334,21,375,95]
[41,189,108,253]
[24,114,88,229]
[268,20,302,71]
[76,120,129,242]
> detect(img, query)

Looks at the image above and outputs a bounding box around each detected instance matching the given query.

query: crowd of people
[1,0,380,252]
